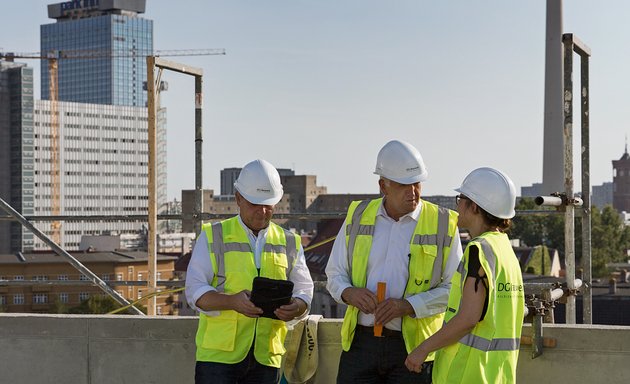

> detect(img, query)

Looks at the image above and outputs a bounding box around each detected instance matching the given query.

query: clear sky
[3,1,630,200]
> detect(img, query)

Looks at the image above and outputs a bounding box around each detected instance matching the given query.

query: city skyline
[2,1,630,199]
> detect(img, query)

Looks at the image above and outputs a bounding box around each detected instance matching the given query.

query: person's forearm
[195,290,234,312]
[415,312,477,355]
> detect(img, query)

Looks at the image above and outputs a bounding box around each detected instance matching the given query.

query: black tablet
[250,276,294,319]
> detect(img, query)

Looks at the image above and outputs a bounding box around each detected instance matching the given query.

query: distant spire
[621,135,630,160]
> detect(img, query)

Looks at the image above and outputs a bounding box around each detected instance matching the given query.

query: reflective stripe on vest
[345,199,372,279]
[410,206,452,288]
[459,333,520,351]
[456,237,519,351]
[210,221,298,292]
[347,203,452,287]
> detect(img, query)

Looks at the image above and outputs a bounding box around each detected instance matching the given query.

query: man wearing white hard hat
[326,140,463,383]
[185,159,314,384]
[405,167,524,383]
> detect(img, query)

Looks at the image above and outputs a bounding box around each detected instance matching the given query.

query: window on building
[13,275,24,281]
[58,274,68,281]
[102,274,110,281]
[0,296,6,305]
[33,294,48,304]
[157,272,162,280]
[59,293,69,303]
[80,274,90,281]
[156,306,162,315]
[13,294,25,305]
[79,293,90,302]
[138,289,143,298]
[138,273,143,281]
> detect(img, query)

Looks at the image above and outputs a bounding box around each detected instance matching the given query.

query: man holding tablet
[185,159,314,384]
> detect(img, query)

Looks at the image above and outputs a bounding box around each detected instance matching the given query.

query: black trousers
[336,325,433,384]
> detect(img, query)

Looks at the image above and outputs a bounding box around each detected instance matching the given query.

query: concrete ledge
[0,314,629,383]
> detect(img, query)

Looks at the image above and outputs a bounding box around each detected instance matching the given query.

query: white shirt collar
[237,214,269,239]
[377,198,423,222]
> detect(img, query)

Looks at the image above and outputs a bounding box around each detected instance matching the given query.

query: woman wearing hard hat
[405,167,525,383]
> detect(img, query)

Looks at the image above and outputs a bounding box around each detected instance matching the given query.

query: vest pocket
[269,318,288,355]
[201,311,238,351]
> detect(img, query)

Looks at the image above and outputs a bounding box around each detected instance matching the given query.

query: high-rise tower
[41,0,153,107]
[0,62,35,252]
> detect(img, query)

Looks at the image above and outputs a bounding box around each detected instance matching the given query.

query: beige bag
[282,315,322,384]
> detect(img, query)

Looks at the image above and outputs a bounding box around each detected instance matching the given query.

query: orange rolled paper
[374,282,386,337]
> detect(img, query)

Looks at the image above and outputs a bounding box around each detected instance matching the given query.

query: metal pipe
[580,49,593,324]
[563,34,576,324]
[534,196,564,206]
[535,195,583,207]
[0,197,143,315]
[194,74,203,236]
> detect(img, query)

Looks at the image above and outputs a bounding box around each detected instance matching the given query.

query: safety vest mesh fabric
[194,217,300,368]
[340,198,458,358]
[433,232,524,384]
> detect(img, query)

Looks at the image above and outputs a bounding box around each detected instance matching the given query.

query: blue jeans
[195,347,280,384]
[336,325,433,384]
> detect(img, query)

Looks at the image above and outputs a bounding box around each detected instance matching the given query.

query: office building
[0,62,35,252]
[592,182,613,209]
[41,0,152,107]
[0,60,167,252]
[521,182,544,198]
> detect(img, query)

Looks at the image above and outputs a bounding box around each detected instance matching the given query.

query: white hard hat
[455,167,516,219]
[234,159,283,205]
[374,140,428,184]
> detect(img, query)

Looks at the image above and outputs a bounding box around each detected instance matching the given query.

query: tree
[590,205,630,276]
[510,198,564,252]
[511,199,630,278]
[48,298,68,314]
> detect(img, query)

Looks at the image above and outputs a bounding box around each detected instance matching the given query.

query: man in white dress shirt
[186,159,314,384]
[326,140,463,384]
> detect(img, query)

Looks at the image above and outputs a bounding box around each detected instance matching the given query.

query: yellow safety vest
[194,217,300,368]
[433,231,524,384]
[340,198,459,360]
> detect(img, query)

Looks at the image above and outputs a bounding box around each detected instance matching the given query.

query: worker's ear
[378,178,387,196]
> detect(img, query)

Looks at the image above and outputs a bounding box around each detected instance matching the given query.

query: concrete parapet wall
[0,314,628,383]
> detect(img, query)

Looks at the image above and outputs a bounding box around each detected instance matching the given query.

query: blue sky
[3,1,630,200]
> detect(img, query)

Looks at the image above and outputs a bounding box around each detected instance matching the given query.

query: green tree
[48,298,68,314]
[590,205,630,276]
[511,199,630,278]
[511,198,564,252]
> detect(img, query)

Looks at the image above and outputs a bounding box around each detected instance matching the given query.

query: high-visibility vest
[194,217,300,368]
[433,231,524,384]
[340,198,459,360]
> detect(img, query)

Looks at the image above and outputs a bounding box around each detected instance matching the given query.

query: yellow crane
[0,49,225,246]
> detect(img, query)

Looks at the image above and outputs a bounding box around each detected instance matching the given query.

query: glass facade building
[40,1,152,107]
[0,62,35,252]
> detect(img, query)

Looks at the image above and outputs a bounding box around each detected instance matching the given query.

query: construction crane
[0,48,225,246]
